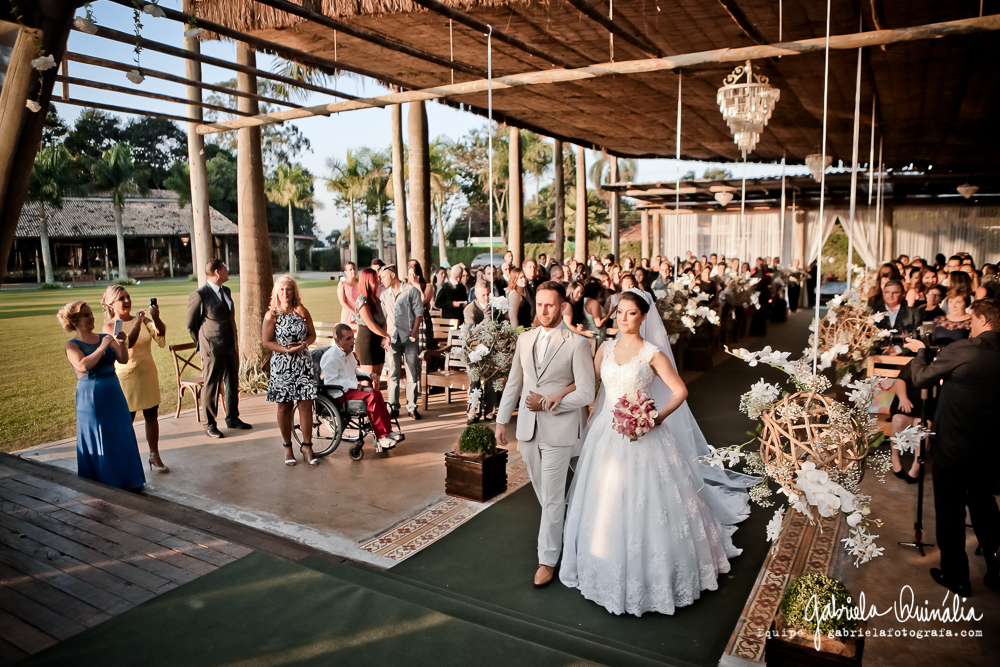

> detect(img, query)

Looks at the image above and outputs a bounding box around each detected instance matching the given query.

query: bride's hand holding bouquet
[611,391,659,441]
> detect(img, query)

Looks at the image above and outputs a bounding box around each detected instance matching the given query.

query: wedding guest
[868,263,903,310]
[651,262,672,292]
[262,276,318,466]
[904,266,926,308]
[874,280,919,351]
[634,267,652,292]
[500,261,512,286]
[58,301,145,490]
[380,265,424,420]
[917,285,946,322]
[464,281,504,423]
[933,290,973,346]
[408,260,435,353]
[354,267,389,386]
[187,259,251,439]
[320,325,402,453]
[483,265,505,295]
[434,265,468,320]
[583,279,610,340]
[903,298,1000,596]
[504,249,515,269]
[548,263,566,285]
[101,286,168,473]
[523,258,540,321]
[433,267,448,296]
[337,262,360,324]
[507,267,533,328]
[562,281,588,333]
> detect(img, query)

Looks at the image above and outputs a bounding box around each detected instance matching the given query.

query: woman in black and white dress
[263,276,318,466]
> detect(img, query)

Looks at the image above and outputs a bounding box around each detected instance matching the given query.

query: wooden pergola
[3,0,1000,361]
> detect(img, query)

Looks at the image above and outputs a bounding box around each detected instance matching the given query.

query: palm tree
[91,144,149,280]
[360,147,391,259]
[428,138,458,267]
[522,131,552,203]
[324,150,368,265]
[28,145,81,284]
[588,153,638,202]
[266,163,320,275]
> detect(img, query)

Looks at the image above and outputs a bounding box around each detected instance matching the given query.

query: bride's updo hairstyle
[618,290,650,315]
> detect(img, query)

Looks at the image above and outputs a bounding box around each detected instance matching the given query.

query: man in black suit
[463,281,504,423]
[522,258,540,323]
[434,265,468,321]
[186,259,252,438]
[874,280,920,351]
[904,298,1000,597]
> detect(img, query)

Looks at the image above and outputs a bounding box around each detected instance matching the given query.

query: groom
[496,281,596,587]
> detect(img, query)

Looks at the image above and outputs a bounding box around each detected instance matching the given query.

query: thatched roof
[17,191,239,238]
[198,1,1000,172]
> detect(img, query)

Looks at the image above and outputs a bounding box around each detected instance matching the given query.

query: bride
[552,290,748,616]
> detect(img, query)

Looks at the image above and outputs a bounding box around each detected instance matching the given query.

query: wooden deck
[0,453,348,666]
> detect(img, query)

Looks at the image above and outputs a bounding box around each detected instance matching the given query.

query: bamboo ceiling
[197,1,1000,171]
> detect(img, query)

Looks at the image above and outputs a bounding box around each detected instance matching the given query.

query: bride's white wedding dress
[559,338,742,616]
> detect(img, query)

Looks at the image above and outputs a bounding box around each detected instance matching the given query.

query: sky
[59,0,811,238]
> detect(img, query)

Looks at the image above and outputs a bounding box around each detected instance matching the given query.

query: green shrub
[780,572,857,636]
[458,423,497,455]
[40,282,64,290]
[113,278,138,286]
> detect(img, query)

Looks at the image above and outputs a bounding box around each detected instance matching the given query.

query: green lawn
[0,278,341,453]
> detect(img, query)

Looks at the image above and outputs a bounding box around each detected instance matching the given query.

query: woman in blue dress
[57,301,145,490]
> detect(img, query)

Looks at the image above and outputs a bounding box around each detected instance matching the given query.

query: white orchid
[490,295,509,313]
[846,511,864,528]
[793,462,856,518]
[818,343,849,370]
[891,424,933,455]
[842,526,884,566]
[702,445,731,469]
[765,506,786,542]
[757,346,791,368]
[31,54,56,71]
[183,27,204,38]
[25,99,41,113]
[143,3,166,18]
[467,387,482,412]
[467,343,490,364]
[738,379,782,420]
[74,17,99,34]
[126,69,145,84]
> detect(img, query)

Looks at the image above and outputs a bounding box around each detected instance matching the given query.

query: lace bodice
[600,339,657,409]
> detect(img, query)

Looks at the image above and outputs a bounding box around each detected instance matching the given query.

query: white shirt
[207,280,232,311]
[319,345,360,398]
[535,326,555,364]
[886,305,901,327]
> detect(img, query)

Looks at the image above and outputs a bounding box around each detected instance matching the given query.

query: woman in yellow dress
[101,285,169,472]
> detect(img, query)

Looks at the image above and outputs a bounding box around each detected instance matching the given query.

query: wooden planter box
[445,448,508,502]
[765,616,866,667]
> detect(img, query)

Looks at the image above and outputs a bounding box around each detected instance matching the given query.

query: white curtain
[840,210,879,268]
[802,207,847,265]
[660,212,700,260]
[711,212,781,262]
[893,206,1000,266]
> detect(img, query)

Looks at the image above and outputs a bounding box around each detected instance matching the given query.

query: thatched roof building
[198,1,1000,171]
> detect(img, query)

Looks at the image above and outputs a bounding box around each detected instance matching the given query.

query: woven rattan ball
[816,306,881,361]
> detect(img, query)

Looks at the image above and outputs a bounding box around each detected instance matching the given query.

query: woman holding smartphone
[58,301,145,490]
[101,286,169,473]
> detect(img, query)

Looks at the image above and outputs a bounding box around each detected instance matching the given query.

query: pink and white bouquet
[611,391,659,442]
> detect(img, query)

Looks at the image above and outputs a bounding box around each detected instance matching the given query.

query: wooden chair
[420,328,470,410]
[866,354,913,437]
[170,342,207,420]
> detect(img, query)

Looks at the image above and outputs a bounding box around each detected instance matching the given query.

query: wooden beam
[252,0,486,78]
[65,53,303,108]
[717,0,769,44]
[51,96,202,124]
[81,24,359,101]
[407,0,573,69]
[53,75,251,117]
[105,0,412,91]
[564,0,664,57]
[197,13,1000,136]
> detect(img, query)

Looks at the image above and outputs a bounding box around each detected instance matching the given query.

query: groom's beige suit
[497,322,596,566]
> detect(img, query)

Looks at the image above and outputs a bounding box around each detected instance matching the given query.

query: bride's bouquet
[611,391,659,442]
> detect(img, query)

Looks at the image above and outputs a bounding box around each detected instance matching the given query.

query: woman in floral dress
[263,276,318,466]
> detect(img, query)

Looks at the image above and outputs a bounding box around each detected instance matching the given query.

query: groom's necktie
[535,332,549,371]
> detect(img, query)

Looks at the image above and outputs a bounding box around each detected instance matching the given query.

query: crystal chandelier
[717,60,780,156]
[805,153,833,182]
[957,183,979,199]
[714,191,734,206]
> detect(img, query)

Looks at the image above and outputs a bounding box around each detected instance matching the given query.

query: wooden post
[881,205,894,262]
[184,0,213,286]
[553,138,564,264]
[0,11,75,285]
[508,127,524,266]
[652,212,661,259]
[391,103,409,269]
[409,101,432,274]
[793,208,806,267]
[609,156,620,261]
[236,43,274,371]
[167,238,174,278]
[575,145,587,264]
[640,210,650,260]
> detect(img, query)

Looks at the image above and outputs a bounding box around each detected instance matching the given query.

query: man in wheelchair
[319,324,403,452]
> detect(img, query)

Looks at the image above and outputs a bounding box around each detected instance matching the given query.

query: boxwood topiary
[780,572,857,637]
[458,423,497,456]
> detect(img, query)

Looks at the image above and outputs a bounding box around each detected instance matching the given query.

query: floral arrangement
[653,278,721,343]
[703,346,891,566]
[720,275,762,310]
[461,315,524,414]
[780,572,857,637]
[810,270,890,378]
[611,391,659,442]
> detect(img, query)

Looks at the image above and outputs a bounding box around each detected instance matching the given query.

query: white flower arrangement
[126,69,145,85]
[25,99,41,113]
[143,3,166,18]
[184,27,204,38]
[74,17,99,34]
[462,318,525,408]
[890,423,933,455]
[490,295,509,313]
[31,54,56,71]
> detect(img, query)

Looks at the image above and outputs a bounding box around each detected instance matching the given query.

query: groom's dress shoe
[205,424,224,439]
[534,565,556,588]
[930,568,971,597]
[226,418,253,430]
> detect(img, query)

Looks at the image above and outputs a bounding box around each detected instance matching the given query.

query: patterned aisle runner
[359,460,531,562]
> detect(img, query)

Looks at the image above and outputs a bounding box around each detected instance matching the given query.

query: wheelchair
[291,348,403,461]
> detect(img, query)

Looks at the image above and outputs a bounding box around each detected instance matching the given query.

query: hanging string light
[717,60,780,157]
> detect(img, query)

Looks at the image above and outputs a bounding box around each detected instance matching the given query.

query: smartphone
[150,297,157,307]
[113,319,124,336]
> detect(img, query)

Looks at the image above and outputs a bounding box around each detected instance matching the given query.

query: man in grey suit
[186,259,251,439]
[496,281,596,587]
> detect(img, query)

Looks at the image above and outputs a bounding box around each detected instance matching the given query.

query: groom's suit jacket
[497,322,596,450]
